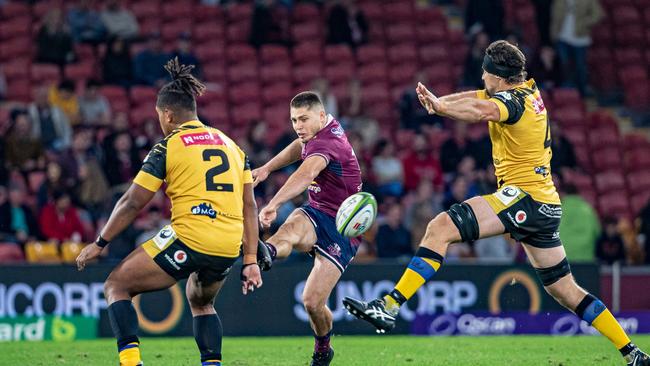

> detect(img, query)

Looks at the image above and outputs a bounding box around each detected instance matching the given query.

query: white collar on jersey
[325,114,334,126]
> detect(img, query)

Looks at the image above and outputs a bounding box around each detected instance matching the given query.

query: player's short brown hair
[485,40,527,84]
[290,91,324,110]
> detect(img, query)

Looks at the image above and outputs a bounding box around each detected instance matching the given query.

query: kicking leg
[344,196,505,331]
[264,209,317,260]
[186,272,226,366]
[104,246,177,366]
[302,254,340,365]
[524,243,650,366]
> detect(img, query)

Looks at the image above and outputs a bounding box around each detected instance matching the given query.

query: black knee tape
[535,258,572,286]
[446,202,480,242]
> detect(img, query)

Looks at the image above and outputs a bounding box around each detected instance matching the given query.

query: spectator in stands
[29,87,72,151]
[67,0,106,44]
[376,203,412,259]
[595,216,626,265]
[551,0,603,96]
[172,33,202,78]
[404,181,441,249]
[401,134,443,193]
[39,190,85,243]
[530,45,564,90]
[36,9,75,68]
[440,123,471,174]
[102,36,133,87]
[133,33,171,86]
[637,200,650,264]
[443,175,471,211]
[400,72,441,131]
[49,79,81,126]
[249,0,291,48]
[311,78,338,118]
[79,79,111,126]
[326,0,368,48]
[550,122,577,178]
[244,121,272,169]
[372,139,404,197]
[0,184,39,244]
[102,131,140,187]
[559,183,600,262]
[100,0,139,41]
[37,161,76,209]
[464,0,504,40]
[341,79,362,120]
[5,109,44,171]
[462,30,490,88]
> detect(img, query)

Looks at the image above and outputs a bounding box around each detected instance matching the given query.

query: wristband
[243,254,257,265]
[95,235,110,248]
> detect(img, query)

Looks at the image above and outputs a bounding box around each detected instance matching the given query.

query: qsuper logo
[181,132,224,146]
[191,203,217,219]
[330,126,344,137]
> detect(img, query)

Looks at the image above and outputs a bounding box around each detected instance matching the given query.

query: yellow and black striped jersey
[133,120,253,257]
[477,79,561,205]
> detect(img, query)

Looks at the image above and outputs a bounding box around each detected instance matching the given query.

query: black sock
[107,300,140,349]
[620,342,636,356]
[194,314,223,362]
[314,330,332,353]
[265,242,277,260]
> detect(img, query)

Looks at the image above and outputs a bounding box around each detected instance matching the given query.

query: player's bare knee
[420,213,454,249]
[302,294,325,316]
[104,276,129,303]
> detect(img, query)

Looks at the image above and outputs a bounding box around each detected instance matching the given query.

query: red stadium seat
[260,63,291,85]
[0,37,32,61]
[612,5,641,25]
[0,243,24,264]
[625,149,650,171]
[260,45,290,64]
[161,1,193,20]
[161,20,192,42]
[623,133,650,151]
[424,64,453,84]
[292,22,321,43]
[138,19,161,38]
[228,82,261,104]
[263,103,290,128]
[226,23,250,43]
[31,64,60,84]
[415,7,445,23]
[615,25,645,47]
[65,61,96,82]
[591,148,623,173]
[195,41,225,64]
[0,2,30,19]
[388,63,417,86]
[324,63,355,84]
[552,88,581,109]
[416,23,447,44]
[227,3,253,24]
[598,192,631,219]
[361,83,390,105]
[419,44,450,64]
[0,16,32,40]
[292,43,322,65]
[594,171,626,192]
[261,83,293,106]
[5,79,31,102]
[623,84,650,110]
[358,3,383,21]
[230,102,262,125]
[200,101,229,125]
[385,23,415,44]
[387,43,417,64]
[619,66,648,87]
[226,44,256,64]
[130,105,156,126]
[614,48,643,65]
[292,3,320,21]
[227,62,259,84]
[2,59,30,80]
[131,2,160,20]
[356,44,386,65]
[324,45,353,64]
[631,192,650,214]
[588,127,620,147]
[100,86,130,111]
[357,63,387,83]
[627,171,650,195]
[562,128,587,147]
[197,88,226,107]
[130,86,158,106]
[202,62,226,82]
[292,63,322,86]
[194,5,225,22]
[383,2,414,22]
[192,22,225,43]
[552,106,586,127]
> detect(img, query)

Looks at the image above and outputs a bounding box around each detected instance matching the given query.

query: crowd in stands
[0,0,649,267]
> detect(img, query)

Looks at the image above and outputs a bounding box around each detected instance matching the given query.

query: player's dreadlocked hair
[156,57,206,112]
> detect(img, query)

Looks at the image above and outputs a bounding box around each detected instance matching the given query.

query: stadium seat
[614,48,644,65]
[358,62,388,83]
[25,241,61,264]
[598,192,631,219]
[226,44,256,64]
[292,43,322,65]
[424,64,453,84]
[292,63,322,86]
[60,242,84,264]
[612,5,641,25]
[2,59,30,80]
[227,3,253,23]
[260,45,290,64]
[419,44,449,64]
[228,82,261,104]
[359,2,383,21]
[130,86,158,106]
[625,148,650,171]
[361,83,390,106]
[552,106,586,127]
[387,43,417,64]
[226,22,250,43]
[416,23,447,44]
[195,41,225,64]
[385,23,415,44]
[552,88,582,109]
[588,127,620,147]
[615,25,645,47]
[230,102,262,125]
[627,171,650,195]
[594,170,626,192]
[130,105,156,126]
[161,1,193,20]
[194,4,224,22]
[631,192,650,214]
[161,20,193,42]
[0,16,32,40]
[200,101,229,125]
[260,63,291,85]
[324,45,353,64]
[65,61,96,82]
[5,79,31,102]
[415,6,445,23]
[131,2,160,20]
[0,2,30,19]
[388,63,417,86]
[591,148,623,173]
[562,128,587,147]
[292,3,320,21]
[384,1,414,22]
[30,63,60,84]
[0,243,24,264]
[227,62,259,84]
[261,83,293,106]
[324,62,355,85]
[0,37,32,61]
[101,86,130,112]
[292,22,321,43]
[356,44,386,65]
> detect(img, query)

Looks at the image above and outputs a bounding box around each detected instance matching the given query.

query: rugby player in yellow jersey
[343,41,650,365]
[75,58,262,366]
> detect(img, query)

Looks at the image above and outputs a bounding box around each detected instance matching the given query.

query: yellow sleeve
[133,170,163,192]
[489,98,510,122]
[243,170,253,184]
[476,90,488,100]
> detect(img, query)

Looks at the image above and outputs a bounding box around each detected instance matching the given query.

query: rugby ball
[336,192,377,237]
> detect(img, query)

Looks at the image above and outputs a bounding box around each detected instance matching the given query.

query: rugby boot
[626,345,650,366]
[310,348,334,366]
[342,297,396,333]
[257,240,273,271]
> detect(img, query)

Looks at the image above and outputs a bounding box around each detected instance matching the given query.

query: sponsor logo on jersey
[164,254,181,270]
[502,186,519,197]
[327,243,342,257]
[173,250,187,264]
[307,182,321,194]
[532,96,546,114]
[534,166,549,177]
[181,132,224,146]
[515,210,527,224]
[539,204,562,218]
[159,228,173,239]
[191,203,217,219]
[330,125,344,137]
[506,212,520,228]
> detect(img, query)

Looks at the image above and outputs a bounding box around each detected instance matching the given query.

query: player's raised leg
[344,196,505,331]
[303,254,342,366]
[523,244,650,366]
[262,209,318,261]
[185,272,227,366]
[103,246,177,366]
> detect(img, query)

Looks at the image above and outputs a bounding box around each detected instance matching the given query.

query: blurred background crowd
[1,0,650,267]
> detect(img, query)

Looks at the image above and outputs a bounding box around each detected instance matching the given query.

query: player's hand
[76,243,103,271]
[252,166,270,187]
[258,205,277,228]
[241,264,263,295]
[416,82,442,114]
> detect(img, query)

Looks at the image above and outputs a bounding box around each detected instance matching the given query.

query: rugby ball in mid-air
[336,192,377,237]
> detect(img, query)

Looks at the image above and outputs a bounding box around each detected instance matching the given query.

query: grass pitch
[5,335,649,365]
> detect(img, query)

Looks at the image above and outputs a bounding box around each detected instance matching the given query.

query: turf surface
[5,335,650,365]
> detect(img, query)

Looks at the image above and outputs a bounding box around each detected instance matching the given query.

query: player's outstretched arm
[252,138,303,187]
[258,155,327,227]
[416,82,500,123]
[76,183,155,270]
[241,182,262,295]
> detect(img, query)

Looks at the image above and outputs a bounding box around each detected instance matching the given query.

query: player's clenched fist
[252,166,270,187]
[258,205,278,228]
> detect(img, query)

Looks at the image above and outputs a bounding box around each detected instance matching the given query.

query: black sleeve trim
[493,91,525,125]
[141,140,167,180]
